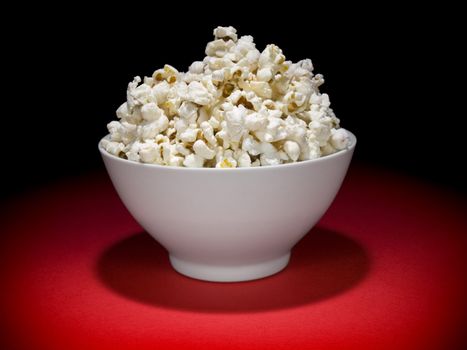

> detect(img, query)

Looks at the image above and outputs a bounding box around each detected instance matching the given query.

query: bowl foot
[169,252,291,282]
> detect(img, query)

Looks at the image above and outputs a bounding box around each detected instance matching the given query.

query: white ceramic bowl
[99,132,356,282]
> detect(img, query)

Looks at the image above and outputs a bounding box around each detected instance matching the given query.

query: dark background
[2,8,464,198]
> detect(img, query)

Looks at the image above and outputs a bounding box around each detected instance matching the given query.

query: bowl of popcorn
[99,26,356,282]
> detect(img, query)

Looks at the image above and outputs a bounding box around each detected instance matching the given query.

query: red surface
[1,164,466,350]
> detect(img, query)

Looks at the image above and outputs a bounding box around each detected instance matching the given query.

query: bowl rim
[98,130,356,172]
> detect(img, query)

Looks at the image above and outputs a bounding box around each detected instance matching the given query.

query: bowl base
[169,252,291,282]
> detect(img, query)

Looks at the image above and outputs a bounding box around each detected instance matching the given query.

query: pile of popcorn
[102,26,350,168]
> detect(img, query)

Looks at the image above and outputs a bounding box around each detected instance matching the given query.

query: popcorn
[235,149,252,167]
[249,81,272,99]
[244,111,268,131]
[200,121,217,146]
[101,139,125,156]
[108,121,138,144]
[224,105,248,142]
[206,39,235,58]
[183,154,204,168]
[153,64,179,84]
[179,126,199,143]
[330,128,350,150]
[175,143,192,156]
[213,26,238,42]
[162,143,184,166]
[178,101,198,123]
[242,135,262,156]
[126,141,142,162]
[138,116,169,140]
[193,140,216,160]
[141,102,164,122]
[103,26,350,167]
[186,81,213,105]
[216,150,237,168]
[283,141,300,161]
[126,76,142,110]
[257,68,273,82]
[152,81,171,104]
[309,120,332,146]
[189,61,205,74]
[139,141,161,163]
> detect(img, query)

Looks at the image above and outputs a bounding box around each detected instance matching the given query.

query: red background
[1,164,466,349]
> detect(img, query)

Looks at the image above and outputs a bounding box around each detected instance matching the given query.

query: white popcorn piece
[126,76,142,110]
[141,102,164,122]
[255,114,287,143]
[227,90,242,104]
[116,102,130,120]
[153,64,179,84]
[300,139,321,161]
[183,153,205,168]
[174,117,189,134]
[168,155,184,166]
[107,121,138,145]
[175,143,192,156]
[107,121,123,142]
[104,26,349,168]
[144,76,154,86]
[189,61,205,74]
[201,76,219,96]
[161,98,180,118]
[283,141,300,161]
[139,141,161,163]
[155,134,170,144]
[320,93,331,107]
[130,83,152,105]
[249,81,272,99]
[161,143,183,166]
[126,141,142,162]
[311,74,325,88]
[224,105,247,142]
[200,121,217,146]
[166,127,176,139]
[152,81,171,105]
[216,151,237,168]
[330,128,350,150]
[321,142,337,156]
[299,59,313,72]
[213,26,238,42]
[235,149,252,167]
[179,126,199,143]
[244,111,268,131]
[198,107,209,124]
[208,116,220,129]
[211,69,225,82]
[272,74,290,95]
[257,68,273,82]
[216,128,230,149]
[287,59,314,79]
[204,56,235,71]
[232,35,259,62]
[193,140,216,160]
[242,135,262,156]
[258,44,285,72]
[309,120,332,146]
[206,39,235,58]
[260,153,281,166]
[178,101,198,123]
[186,81,213,105]
[138,116,169,140]
[101,139,125,157]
